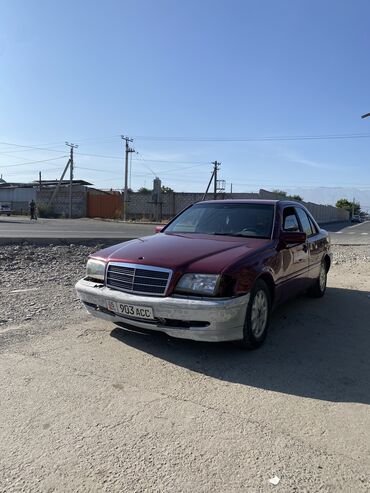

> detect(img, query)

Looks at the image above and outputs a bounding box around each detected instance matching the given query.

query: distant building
[0,179,94,216]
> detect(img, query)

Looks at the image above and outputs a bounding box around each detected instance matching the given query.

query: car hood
[92,233,273,273]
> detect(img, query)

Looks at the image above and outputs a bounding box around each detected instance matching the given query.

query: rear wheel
[238,279,271,350]
[308,259,327,298]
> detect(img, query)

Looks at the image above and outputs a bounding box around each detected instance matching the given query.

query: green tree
[272,189,287,197]
[289,194,303,201]
[137,187,151,194]
[272,189,303,201]
[161,186,174,194]
[335,198,361,215]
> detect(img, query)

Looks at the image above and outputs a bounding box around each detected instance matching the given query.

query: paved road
[324,220,370,245]
[0,216,156,243]
[1,216,369,245]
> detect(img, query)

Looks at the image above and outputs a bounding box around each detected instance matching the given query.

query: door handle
[302,243,308,253]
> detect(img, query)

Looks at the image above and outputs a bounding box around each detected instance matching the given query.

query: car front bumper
[75,279,249,342]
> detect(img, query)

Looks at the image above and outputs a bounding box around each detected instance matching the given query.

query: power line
[0,144,209,168]
[77,166,122,175]
[0,141,67,153]
[1,130,370,160]
[133,155,210,165]
[77,165,148,178]
[135,152,158,176]
[0,156,68,168]
[4,131,370,150]
[76,151,211,165]
[132,133,370,142]
[234,182,370,189]
[65,135,120,144]
[0,152,43,161]
[153,163,211,174]
[77,162,210,177]
[6,166,64,177]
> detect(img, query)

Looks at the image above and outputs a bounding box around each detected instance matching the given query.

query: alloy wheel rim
[251,290,268,338]
[319,264,327,291]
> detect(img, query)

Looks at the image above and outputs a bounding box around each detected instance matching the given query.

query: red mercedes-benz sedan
[76,200,331,349]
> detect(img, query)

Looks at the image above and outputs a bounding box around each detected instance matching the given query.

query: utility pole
[212,161,221,200]
[47,158,71,207]
[65,142,78,219]
[39,171,42,191]
[230,183,233,194]
[121,135,135,221]
[202,169,215,200]
[352,196,355,218]
[202,161,221,200]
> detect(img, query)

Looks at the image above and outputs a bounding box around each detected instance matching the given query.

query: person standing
[29,199,37,220]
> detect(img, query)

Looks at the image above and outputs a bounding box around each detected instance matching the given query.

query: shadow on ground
[111,287,370,405]
[0,219,27,224]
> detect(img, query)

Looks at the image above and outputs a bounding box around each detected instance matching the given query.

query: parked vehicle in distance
[76,200,332,349]
[351,215,362,223]
[0,202,11,216]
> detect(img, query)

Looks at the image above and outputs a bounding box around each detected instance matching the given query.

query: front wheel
[308,259,327,298]
[238,279,271,350]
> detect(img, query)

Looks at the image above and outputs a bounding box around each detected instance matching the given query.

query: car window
[307,215,318,235]
[295,208,313,236]
[283,207,300,231]
[166,203,275,238]
[171,208,206,232]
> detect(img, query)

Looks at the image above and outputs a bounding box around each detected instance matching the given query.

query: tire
[238,279,271,350]
[308,259,327,298]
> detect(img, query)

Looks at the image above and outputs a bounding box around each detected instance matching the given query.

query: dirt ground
[0,244,369,492]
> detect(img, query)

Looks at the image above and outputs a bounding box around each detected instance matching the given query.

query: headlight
[175,274,220,296]
[86,259,106,282]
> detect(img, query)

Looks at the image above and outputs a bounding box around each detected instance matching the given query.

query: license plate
[106,300,154,320]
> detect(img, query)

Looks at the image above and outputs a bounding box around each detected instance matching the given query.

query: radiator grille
[106,263,172,296]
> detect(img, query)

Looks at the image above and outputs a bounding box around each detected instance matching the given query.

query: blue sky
[1,0,370,206]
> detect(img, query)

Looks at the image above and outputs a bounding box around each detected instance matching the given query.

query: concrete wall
[37,186,87,217]
[258,189,350,223]
[125,189,349,224]
[126,191,261,220]
[2,185,350,223]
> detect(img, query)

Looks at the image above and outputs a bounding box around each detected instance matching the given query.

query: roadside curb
[90,218,162,226]
[0,237,134,247]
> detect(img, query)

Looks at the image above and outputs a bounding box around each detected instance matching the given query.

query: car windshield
[165,203,275,239]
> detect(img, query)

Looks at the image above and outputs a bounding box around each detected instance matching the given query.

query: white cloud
[279,149,337,170]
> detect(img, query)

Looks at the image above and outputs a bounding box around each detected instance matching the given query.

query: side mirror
[154,225,164,233]
[279,230,307,245]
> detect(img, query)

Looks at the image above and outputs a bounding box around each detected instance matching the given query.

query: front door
[276,206,309,302]
[295,206,324,282]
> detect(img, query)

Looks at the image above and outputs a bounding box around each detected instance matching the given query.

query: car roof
[198,199,302,206]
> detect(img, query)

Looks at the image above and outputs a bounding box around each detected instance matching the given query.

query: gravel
[332,245,370,265]
[0,243,104,329]
[0,242,368,331]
